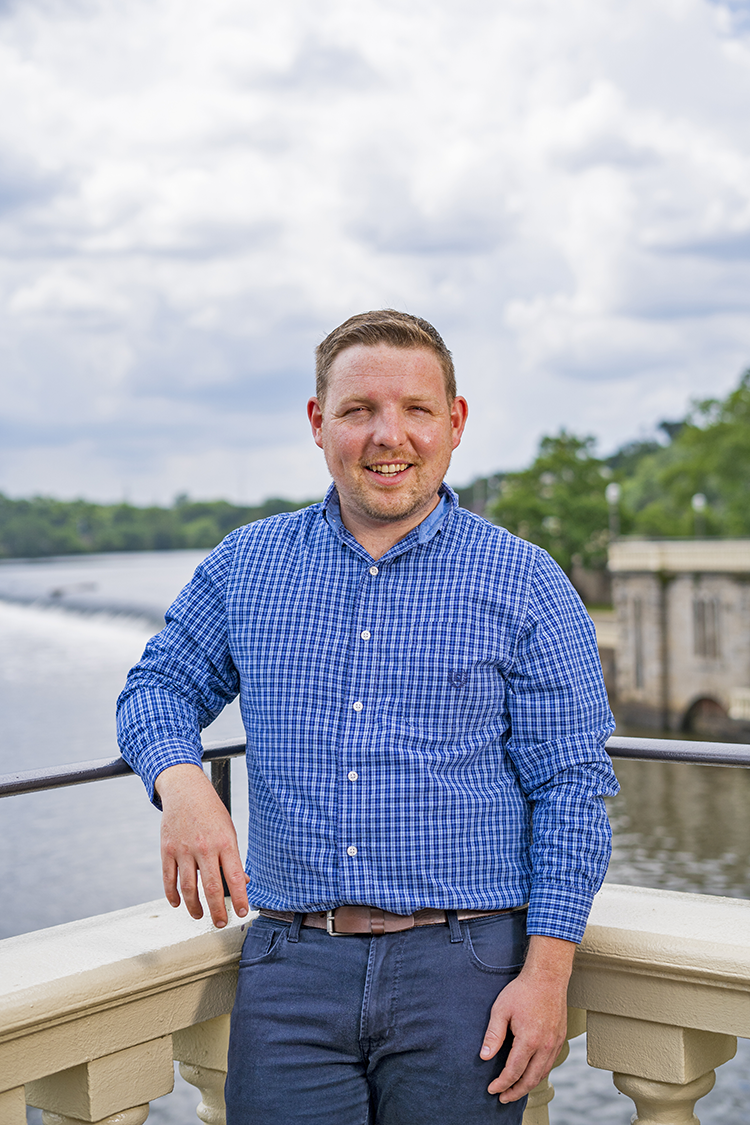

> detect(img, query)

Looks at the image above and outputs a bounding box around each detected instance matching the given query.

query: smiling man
[307,330,468,555]
[118,309,618,1125]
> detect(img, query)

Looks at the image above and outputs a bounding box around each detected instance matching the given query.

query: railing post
[210,758,232,813]
[612,1071,716,1125]
[25,1037,174,1125]
[209,758,233,895]
[587,1013,737,1125]
[174,1014,231,1125]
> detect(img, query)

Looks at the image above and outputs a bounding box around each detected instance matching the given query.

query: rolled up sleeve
[117,536,240,804]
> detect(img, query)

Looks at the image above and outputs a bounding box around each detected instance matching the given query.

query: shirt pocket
[378,617,508,738]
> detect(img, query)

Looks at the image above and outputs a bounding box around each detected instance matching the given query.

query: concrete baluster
[174,1014,231,1125]
[522,1007,586,1125]
[612,1070,716,1125]
[178,1063,227,1125]
[25,1037,174,1125]
[586,1012,736,1125]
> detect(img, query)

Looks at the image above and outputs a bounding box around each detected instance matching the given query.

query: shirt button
[369,566,379,576]
[348,770,359,781]
[360,630,371,640]
[347,845,358,856]
[353,701,363,712]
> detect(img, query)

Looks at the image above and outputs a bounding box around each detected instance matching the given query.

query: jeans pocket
[238,920,285,966]
[464,915,527,973]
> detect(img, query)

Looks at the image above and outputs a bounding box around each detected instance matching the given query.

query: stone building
[608,538,750,735]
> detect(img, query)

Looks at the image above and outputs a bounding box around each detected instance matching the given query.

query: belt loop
[447,910,463,943]
[288,912,304,943]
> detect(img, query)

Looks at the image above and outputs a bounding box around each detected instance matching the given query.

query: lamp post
[605,481,621,540]
[691,492,707,537]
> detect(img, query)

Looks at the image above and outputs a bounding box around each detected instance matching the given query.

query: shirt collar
[322,483,456,550]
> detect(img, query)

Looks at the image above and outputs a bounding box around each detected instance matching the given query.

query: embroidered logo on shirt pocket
[448,669,470,689]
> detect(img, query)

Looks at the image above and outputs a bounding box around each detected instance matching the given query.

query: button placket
[350,561,378,712]
[339,560,384,892]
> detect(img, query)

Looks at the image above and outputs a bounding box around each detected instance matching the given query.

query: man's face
[307,344,468,533]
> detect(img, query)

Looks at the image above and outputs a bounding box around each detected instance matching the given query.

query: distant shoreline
[0,494,317,561]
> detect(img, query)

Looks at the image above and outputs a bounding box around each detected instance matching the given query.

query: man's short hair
[315,309,456,404]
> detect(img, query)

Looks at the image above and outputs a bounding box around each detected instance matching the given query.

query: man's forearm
[521,933,576,983]
[154,761,208,801]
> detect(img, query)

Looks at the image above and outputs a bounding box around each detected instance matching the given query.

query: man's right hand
[155,763,250,929]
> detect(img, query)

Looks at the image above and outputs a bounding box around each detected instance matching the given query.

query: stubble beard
[329,453,449,527]
[349,480,433,525]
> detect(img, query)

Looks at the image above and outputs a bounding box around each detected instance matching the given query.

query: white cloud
[1,0,750,503]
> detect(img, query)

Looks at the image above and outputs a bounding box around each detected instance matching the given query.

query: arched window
[693,597,721,659]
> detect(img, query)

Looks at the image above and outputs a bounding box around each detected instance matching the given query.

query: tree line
[0,494,312,559]
[1,369,748,567]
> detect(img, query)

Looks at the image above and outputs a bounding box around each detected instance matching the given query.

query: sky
[2,0,750,506]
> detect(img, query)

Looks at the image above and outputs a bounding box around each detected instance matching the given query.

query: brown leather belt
[257,904,525,936]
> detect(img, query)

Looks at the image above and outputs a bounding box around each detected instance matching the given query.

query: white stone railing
[1,884,748,1125]
[0,898,244,1125]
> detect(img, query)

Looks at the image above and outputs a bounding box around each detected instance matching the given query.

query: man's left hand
[480,934,576,1103]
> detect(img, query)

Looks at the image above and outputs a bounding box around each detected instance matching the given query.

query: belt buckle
[326,909,349,936]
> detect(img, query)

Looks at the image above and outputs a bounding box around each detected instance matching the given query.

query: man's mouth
[367,463,411,476]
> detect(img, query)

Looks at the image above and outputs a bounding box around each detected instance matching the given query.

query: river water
[1,551,748,1124]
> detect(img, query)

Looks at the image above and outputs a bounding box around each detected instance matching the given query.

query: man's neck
[340,495,442,561]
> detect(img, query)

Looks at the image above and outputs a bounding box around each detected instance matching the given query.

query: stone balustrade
[0,899,245,1125]
[566,883,750,1125]
[1,884,748,1124]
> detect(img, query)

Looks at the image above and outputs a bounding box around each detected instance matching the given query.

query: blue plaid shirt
[118,484,618,943]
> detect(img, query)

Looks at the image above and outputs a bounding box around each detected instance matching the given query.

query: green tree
[624,370,750,537]
[0,492,317,559]
[488,431,610,574]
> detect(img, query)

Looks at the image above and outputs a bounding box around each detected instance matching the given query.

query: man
[118,309,618,1124]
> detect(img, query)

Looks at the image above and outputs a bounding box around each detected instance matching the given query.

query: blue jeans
[225,908,529,1124]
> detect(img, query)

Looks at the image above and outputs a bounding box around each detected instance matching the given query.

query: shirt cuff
[121,738,204,807]
[525,881,599,944]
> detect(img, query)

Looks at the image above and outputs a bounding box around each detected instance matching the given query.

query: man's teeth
[370,464,409,475]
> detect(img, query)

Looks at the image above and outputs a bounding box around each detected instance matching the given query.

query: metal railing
[0,738,246,812]
[606,734,750,768]
[1,735,749,813]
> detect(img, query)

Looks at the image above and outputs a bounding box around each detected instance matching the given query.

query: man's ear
[307,397,324,449]
[450,395,469,450]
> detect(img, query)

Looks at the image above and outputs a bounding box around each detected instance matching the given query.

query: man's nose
[371,407,407,447]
